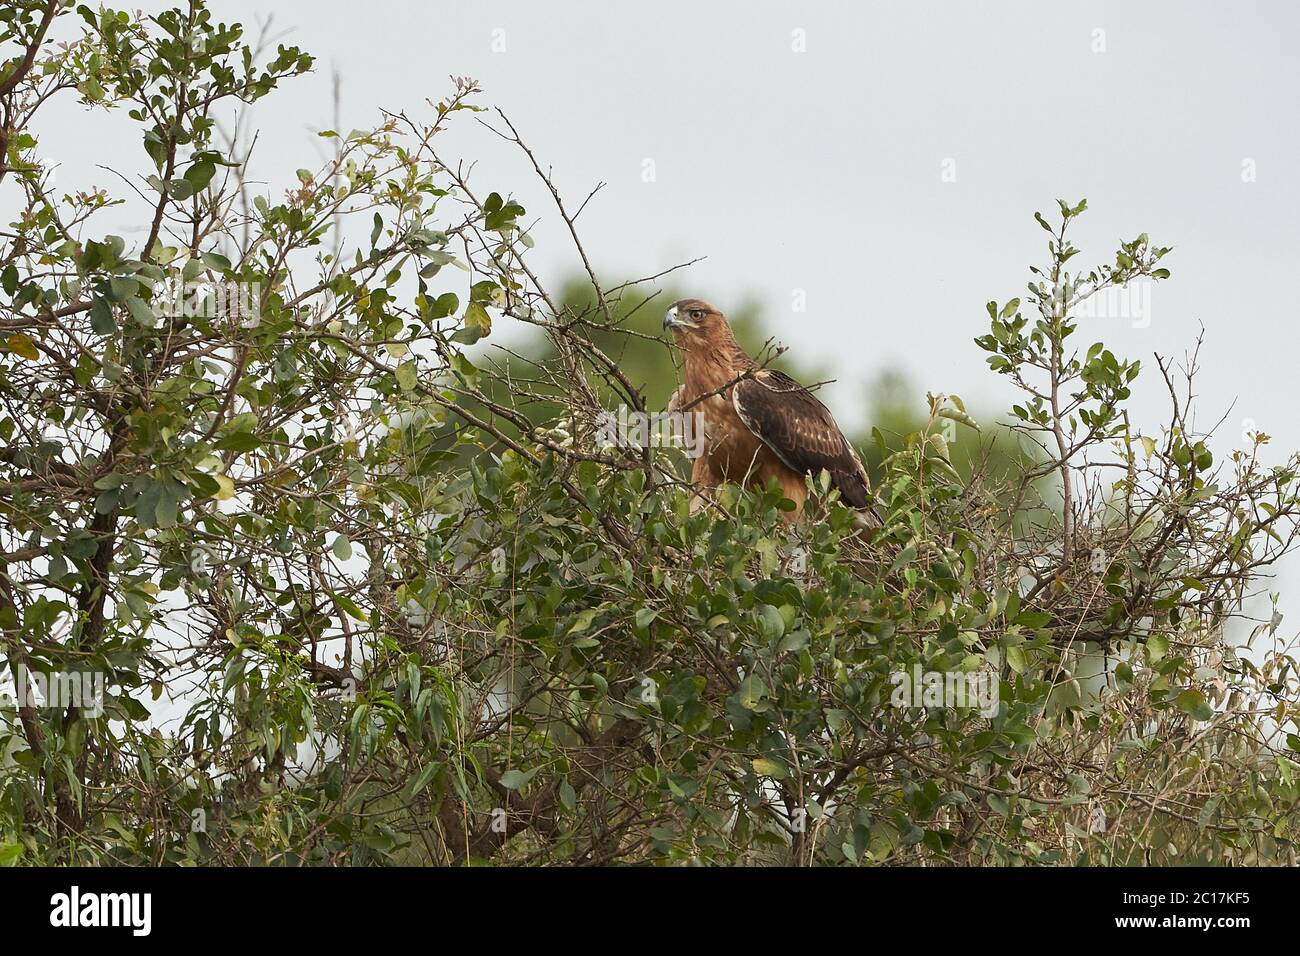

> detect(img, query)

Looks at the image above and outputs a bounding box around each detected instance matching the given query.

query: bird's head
[663,298,729,346]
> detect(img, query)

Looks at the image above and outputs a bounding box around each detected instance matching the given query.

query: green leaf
[4,334,38,360]
[184,158,217,192]
[1147,634,1168,664]
[210,474,235,500]
[736,674,769,712]
[463,301,492,338]
[200,251,232,272]
[155,480,180,528]
[449,325,484,346]
[395,361,418,392]
[450,353,478,387]
[1176,689,1214,722]
[558,780,577,812]
[331,534,353,561]
[214,431,262,453]
[938,406,980,431]
[135,480,162,529]
[408,763,438,796]
[499,768,538,790]
[756,604,785,640]
[427,291,459,318]
[331,592,367,622]
[124,296,157,328]
[1016,611,1051,628]
[0,842,24,866]
[90,298,116,334]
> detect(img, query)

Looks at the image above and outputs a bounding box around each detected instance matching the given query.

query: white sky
[22,0,1300,621]
[31,0,1299,438]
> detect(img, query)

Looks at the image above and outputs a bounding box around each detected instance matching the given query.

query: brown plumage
[664,298,879,524]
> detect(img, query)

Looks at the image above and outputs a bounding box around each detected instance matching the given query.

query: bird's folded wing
[731,369,876,513]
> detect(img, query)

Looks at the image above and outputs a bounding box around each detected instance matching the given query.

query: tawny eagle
[664,298,880,524]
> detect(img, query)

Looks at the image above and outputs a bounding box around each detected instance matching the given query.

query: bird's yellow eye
[690,309,702,320]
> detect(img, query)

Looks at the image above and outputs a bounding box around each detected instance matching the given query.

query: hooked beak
[663,305,695,331]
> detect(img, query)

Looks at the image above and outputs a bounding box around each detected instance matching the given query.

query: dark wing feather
[732,369,876,513]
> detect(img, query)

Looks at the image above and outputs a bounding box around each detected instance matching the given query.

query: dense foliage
[2,1,1298,865]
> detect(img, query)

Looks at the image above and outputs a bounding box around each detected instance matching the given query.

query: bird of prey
[663,298,880,525]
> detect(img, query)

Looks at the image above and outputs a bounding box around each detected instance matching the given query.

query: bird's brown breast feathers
[681,349,797,494]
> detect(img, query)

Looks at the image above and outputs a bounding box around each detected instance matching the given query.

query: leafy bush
[1,0,1297,865]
